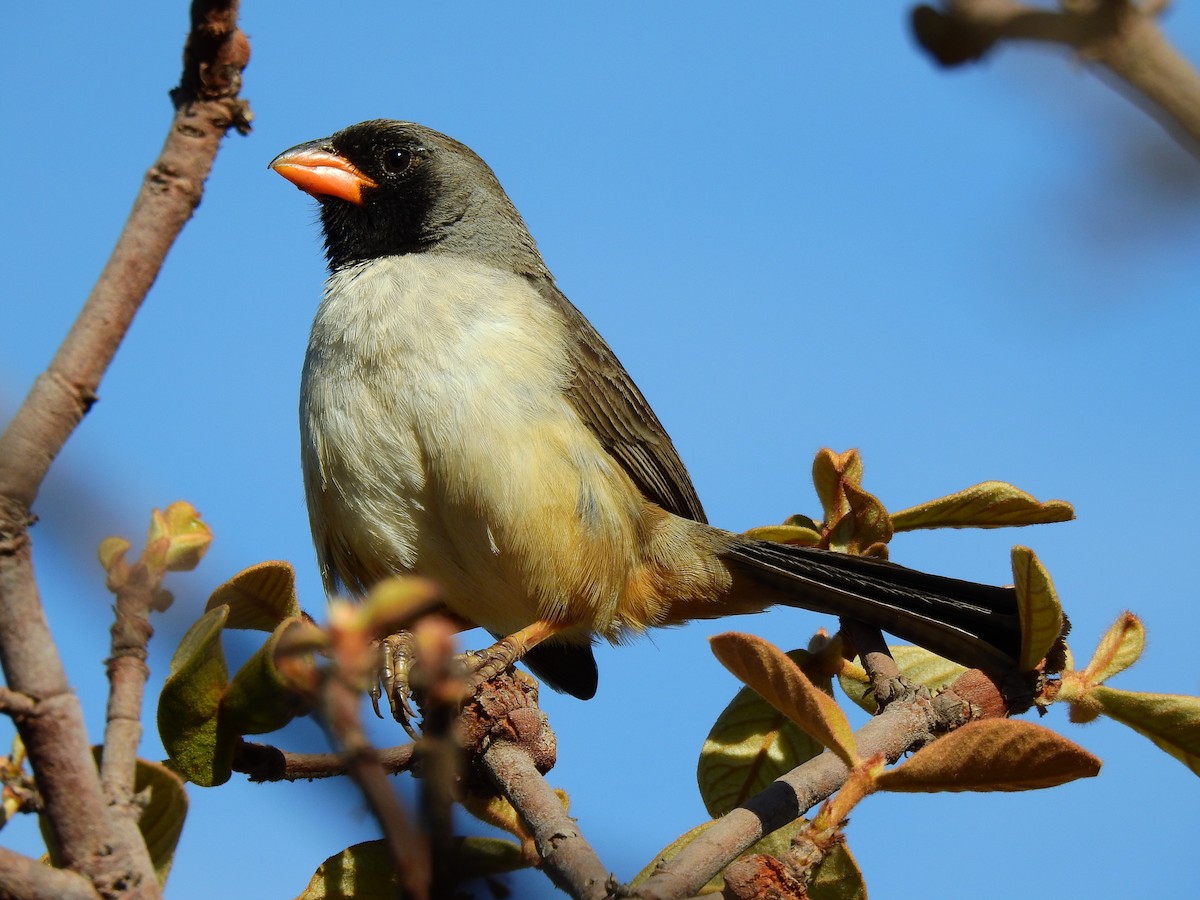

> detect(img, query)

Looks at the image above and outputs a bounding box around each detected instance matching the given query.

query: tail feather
[520,640,599,700]
[723,539,1022,673]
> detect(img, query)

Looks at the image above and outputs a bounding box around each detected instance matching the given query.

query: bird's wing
[533,277,707,523]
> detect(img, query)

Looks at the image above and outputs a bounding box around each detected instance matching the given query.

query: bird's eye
[381,148,414,175]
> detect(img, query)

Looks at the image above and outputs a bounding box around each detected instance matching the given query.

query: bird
[270,119,1025,705]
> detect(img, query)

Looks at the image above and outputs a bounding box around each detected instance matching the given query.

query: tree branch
[913,0,1200,152]
[0,0,249,890]
[481,740,611,900]
[633,669,994,899]
[0,847,102,900]
[232,739,417,782]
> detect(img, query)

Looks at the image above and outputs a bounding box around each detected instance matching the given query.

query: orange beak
[269,142,377,205]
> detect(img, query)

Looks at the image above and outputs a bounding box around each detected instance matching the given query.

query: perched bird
[271,120,1023,703]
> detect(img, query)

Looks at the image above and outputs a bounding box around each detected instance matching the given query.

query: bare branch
[913,0,1200,152]
[481,740,611,900]
[633,669,999,899]
[232,739,417,782]
[319,633,430,899]
[0,847,102,900]
[0,0,250,889]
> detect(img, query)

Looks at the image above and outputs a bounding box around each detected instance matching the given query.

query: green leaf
[297,840,397,900]
[206,561,300,632]
[630,821,721,893]
[298,838,528,899]
[838,645,966,714]
[809,840,867,900]
[157,605,234,786]
[710,633,857,768]
[1011,546,1064,671]
[221,617,314,736]
[875,719,1100,792]
[891,481,1074,531]
[124,755,188,886]
[450,837,530,881]
[1091,686,1200,776]
[699,649,827,817]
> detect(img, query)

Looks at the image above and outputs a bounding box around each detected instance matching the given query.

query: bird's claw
[371,633,525,738]
[373,631,421,738]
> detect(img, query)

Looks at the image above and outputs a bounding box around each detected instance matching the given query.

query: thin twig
[99,569,162,892]
[232,739,417,782]
[838,619,905,708]
[320,662,430,900]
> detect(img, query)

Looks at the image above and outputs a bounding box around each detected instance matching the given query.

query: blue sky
[4,3,1199,897]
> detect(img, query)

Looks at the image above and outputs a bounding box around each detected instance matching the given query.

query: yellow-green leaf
[159,501,212,572]
[710,633,857,768]
[809,840,866,900]
[206,561,301,632]
[221,617,314,736]
[1084,613,1144,684]
[838,646,966,714]
[124,755,188,886]
[1011,546,1064,671]
[743,524,822,546]
[298,837,528,899]
[699,650,827,817]
[461,788,569,862]
[97,540,131,573]
[891,481,1074,531]
[875,719,1100,792]
[157,606,234,786]
[298,840,398,900]
[629,821,721,893]
[1091,686,1200,776]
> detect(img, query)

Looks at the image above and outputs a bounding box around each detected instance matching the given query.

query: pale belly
[300,255,644,638]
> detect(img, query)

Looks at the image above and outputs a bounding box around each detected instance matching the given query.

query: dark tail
[519,640,599,700]
[723,538,1023,673]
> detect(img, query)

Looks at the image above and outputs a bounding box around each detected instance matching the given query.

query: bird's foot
[372,632,526,737]
[372,631,421,738]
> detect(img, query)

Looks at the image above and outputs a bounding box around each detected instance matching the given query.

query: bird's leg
[455,619,567,693]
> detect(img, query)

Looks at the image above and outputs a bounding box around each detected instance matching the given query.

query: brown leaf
[698,649,827,817]
[812,448,863,526]
[875,718,1100,792]
[710,633,857,768]
[891,481,1074,531]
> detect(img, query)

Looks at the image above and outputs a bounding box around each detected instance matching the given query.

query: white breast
[300,254,640,637]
